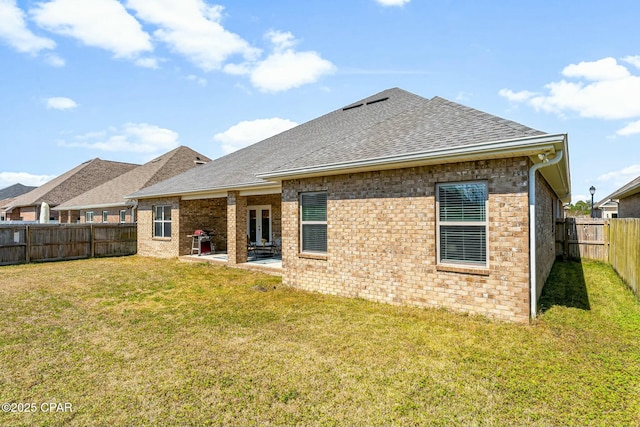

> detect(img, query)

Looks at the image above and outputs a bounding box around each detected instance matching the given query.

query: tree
[567,200,591,217]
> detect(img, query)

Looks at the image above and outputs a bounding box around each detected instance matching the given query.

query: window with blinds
[436,182,488,266]
[300,192,327,254]
[153,205,172,238]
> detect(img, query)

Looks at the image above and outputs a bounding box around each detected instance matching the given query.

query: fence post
[604,220,610,264]
[25,225,30,263]
[90,224,95,258]
[563,220,569,260]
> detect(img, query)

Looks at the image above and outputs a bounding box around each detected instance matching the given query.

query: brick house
[0,183,37,221]
[2,159,138,222]
[128,88,571,323]
[54,146,210,224]
[603,176,640,218]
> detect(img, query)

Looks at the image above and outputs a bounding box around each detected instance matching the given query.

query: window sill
[152,237,172,241]
[298,252,327,261]
[436,264,490,276]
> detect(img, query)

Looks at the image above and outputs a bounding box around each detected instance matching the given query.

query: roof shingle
[129,88,548,199]
[55,146,211,210]
[4,158,138,210]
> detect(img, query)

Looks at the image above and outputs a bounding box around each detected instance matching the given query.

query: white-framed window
[436,181,488,267]
[153,205,172,238]
[300,192,327,254]
[119,210,126,223]
[102,211,108,223]
[85,211,94,223]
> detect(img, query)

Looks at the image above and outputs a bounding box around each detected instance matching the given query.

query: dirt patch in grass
[0,257,639,426]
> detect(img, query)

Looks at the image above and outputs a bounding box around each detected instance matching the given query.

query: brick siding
[619,193,640,218]
[282,158,533,323]
[137,197,180,258]
[534,171,558,299]
[179,198,228,255]
[79,207,135,224]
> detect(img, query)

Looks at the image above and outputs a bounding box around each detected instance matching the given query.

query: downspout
[131,199,138,223]
[529,149,563,321]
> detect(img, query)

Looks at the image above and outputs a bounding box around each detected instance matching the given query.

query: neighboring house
[54,146,211,224]
[605,176,640,218]
[594,198,619,219]
[2,159,138,222]
[127,88,571,323]
[0,183,37,221]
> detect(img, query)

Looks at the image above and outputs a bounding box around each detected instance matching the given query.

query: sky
[1,0,639,204]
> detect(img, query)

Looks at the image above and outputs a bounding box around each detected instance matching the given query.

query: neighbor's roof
[129,87,570,201]
[0,183,37,201]
[54,146,211,210]
[4,158,138,210]
[606,175,640,201]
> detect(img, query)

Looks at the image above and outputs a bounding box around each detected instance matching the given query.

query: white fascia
[52,202,134,211]
[127,182,282,201]
[257,134,568,181]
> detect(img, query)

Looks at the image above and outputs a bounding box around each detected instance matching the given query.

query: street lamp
[589,186,596,218]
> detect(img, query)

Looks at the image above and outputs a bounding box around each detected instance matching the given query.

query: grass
[0,256,639,426]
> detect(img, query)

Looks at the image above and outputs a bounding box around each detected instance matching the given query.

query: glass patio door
[247,205,271,244]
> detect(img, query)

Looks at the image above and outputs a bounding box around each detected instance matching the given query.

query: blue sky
[1,0,639,204]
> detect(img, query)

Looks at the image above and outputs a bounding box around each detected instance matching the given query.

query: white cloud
[31,0,153,59]
[616,120,640,136]
[376,0,411,6]
[214,118,298,154]
[0,0,55,54]
[0,172,54,188]
[598,164,640,186]
[59,123,180,153]
[500,57,640,134]
[127,0,260,71]
[44,53,65,67]
[134,57,159,69]
[622,55,640,69]
[562,57,630,81]
[498,88,537,102]
[187,74,207,86]
[46,97,77,110]
[246,30,335,93]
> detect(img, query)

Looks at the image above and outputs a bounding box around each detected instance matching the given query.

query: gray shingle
[55,146,211,210]
[129,88,547,199]
[5,158,138,210]
[0,183,37,200]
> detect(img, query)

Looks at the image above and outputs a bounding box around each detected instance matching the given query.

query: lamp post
[589,186,596,218]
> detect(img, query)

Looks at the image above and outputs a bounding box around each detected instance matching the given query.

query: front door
[247,205,271,244]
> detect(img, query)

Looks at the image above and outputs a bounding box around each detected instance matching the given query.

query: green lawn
[0,257,639,426]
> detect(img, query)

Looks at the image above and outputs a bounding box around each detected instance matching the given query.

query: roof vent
[342,103,363,111]
[366,97,389,105]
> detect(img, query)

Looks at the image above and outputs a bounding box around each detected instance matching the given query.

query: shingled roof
[0,183,37,200]
[129,87,568,200]
[4,158,138,211]
[55,146,211,210]
[606,175,640,201]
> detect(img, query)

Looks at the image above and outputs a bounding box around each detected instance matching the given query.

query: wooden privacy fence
[555,218,608,262]
[609,219,640,299]
[0,224,137,266]
[556,217,640,300]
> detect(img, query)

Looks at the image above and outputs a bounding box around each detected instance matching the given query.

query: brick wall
[282,158,532,323]
[7,206,60,222]
[79,207,135,224]
[534,171,558,299]
[619,193,640,218]
[179,198,227,255]
[137,197,180,258]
